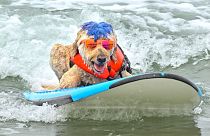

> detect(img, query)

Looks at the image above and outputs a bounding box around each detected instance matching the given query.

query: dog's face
[76,31,117,74]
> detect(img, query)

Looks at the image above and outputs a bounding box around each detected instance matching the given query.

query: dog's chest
[80,71,106,85]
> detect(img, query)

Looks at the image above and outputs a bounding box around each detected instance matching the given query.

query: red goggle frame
[80,39,114,50]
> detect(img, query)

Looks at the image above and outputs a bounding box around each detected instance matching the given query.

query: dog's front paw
[60,80,74,89]
[59,75,81,89]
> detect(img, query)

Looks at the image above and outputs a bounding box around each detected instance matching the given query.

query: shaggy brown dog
[49,22,131,89]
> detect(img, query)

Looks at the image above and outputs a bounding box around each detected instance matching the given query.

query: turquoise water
[0,0,210,135]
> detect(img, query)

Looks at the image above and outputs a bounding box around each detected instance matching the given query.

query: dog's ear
[110,34,118,63]
[68,30,83,58]
[111,46,118,63]
[67,42,78,58]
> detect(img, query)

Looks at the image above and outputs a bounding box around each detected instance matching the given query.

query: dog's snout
[97,57,106,64]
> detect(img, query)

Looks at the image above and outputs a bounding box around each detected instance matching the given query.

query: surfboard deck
[23,73,202,112]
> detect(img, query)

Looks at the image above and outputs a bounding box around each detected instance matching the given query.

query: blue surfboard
[23,73,203,112]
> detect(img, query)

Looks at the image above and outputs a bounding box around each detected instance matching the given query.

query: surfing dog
[49,22,132,89]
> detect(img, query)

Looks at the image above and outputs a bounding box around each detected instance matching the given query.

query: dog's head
[72,22,118,74]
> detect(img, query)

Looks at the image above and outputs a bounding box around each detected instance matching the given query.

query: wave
[0,18,209,81]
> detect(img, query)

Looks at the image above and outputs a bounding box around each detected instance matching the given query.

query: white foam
[163,3,198,13]
[99,3,147,12]
[11,0,146,7]
[182,19,210,33]
[0,13,77,89]
[0,91,70,123]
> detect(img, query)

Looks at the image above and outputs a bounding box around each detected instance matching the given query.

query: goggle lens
[101,40,113,50]
[85,40,97,48]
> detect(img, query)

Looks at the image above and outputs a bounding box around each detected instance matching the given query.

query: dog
[49,22,132,89]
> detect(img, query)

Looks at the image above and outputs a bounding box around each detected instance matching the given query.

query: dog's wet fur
[49,22,131,89]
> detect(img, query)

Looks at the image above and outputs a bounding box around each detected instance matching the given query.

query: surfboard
[23,73,203,112]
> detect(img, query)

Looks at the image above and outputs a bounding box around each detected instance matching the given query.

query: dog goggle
[80,39,114,50]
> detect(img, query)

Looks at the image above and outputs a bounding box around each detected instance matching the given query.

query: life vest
[71,47,125,79]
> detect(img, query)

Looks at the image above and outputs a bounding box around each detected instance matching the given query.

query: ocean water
[0,0,210,135]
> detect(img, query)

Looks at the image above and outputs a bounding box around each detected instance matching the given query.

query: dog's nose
[97,57,106,64]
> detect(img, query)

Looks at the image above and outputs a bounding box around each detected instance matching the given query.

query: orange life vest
[71,47,124,79]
